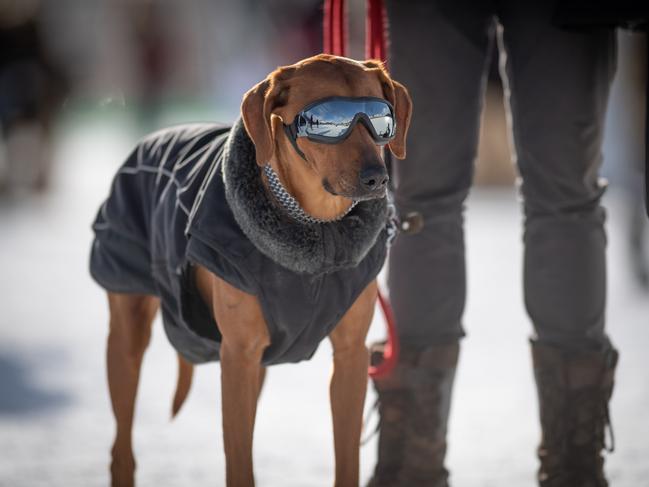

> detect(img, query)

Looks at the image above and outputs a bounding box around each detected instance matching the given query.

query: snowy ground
[1,118,648,487]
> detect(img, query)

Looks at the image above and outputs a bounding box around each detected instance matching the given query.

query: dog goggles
[283,97,396,158]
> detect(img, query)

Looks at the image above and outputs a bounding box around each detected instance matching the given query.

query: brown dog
[102,54,411,487]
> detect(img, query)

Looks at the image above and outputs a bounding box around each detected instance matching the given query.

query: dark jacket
[90,120,388,365]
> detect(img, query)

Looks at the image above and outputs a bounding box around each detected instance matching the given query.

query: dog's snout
[359,165,388,191]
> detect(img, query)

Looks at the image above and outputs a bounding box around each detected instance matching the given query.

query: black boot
[532,341,618,487]
[367,342,459,487]
[366,342,411,487]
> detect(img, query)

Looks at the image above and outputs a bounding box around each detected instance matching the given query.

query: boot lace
[539,380,614,485]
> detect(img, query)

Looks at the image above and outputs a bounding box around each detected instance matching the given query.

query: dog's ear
[241,68,293,166]
[363,61,413,160]
[241,78,274,166]
[385,80,412,160]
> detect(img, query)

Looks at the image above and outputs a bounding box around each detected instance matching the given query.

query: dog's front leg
[220,338,266,486]
[329,281,377,487]
[195,266,270,487]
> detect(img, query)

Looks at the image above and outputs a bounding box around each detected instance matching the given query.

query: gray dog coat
[90,118,388,365]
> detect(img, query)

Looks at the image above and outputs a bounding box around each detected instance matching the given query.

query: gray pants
[386,0,617,352]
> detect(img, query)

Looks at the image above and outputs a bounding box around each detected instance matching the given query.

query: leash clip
[385,195,424,247]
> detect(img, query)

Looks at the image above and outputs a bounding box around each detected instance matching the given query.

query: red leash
[365,0,388,63]
[323,0,399,379]
[323,0,347,56]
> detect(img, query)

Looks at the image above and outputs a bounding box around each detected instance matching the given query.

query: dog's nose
[359,165,389,191]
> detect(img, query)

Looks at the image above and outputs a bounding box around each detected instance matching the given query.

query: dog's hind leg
[329,281,377,487]
[106,292,159,487]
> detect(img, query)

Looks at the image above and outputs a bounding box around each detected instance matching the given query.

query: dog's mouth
[323,178,387,201]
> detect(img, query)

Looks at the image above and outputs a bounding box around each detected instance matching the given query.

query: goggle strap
[283,123,309,162]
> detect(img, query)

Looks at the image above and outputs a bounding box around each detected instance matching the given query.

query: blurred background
[0,1,647,486]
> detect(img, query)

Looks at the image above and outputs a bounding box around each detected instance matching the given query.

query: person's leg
[499,7,615,352]
[497,3,618,484]
[370,2,494,486]
[387,0,494,349]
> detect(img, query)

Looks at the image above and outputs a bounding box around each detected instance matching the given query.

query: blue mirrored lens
[299,99,395,140]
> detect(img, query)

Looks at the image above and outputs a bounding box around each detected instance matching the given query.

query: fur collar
[222,118,388,275]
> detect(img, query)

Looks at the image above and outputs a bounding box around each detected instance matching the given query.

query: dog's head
[241,54,412,200]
